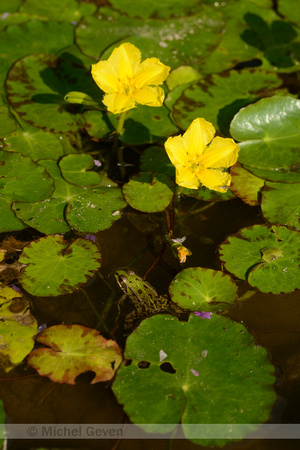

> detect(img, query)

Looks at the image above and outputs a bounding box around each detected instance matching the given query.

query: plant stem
[113,111,128,179]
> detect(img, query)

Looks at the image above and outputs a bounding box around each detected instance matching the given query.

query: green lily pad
[19,235,102,297]
[6,53,101,134]
[112,314,276,446]
[0,197,26,233]
[261,182,300,230]
[122,171,174,213]
[219,225,300,294]
[13,159,126,234]
[19,0,96,22]
[0,106,17,138]
[0,285,38,372]
[27,324,122,384]
[0,20,74,91]
[169,267,238,312]
[2,120,76,161]
[172,70,282,134]
[59,154,101,186]
[230,163,264,206]
[76,6,224,69]
[230,96,300,181]
[0,150,54,202]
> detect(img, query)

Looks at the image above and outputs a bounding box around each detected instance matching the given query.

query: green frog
[114,270,169,328]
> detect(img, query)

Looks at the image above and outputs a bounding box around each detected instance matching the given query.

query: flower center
[120,78,137,97]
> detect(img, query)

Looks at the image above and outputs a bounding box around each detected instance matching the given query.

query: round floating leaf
[13,160,126,234]
[3,121,73,161]
[172,70,282,134]
[19,0,96,22]
[169,267,238,312]
[76,6,224,68]
[59,154,101,186]
[0,197,26,233]
[0,286,38,372]
[230,163,264,206]
[219,225,300,294]
[66,187,126,233]
[19,235,102,296]
[0,150,54,202]
[6,53,100,134]
[230,96,300,181]
[122,171,174,213]
[112,314,276,446]
[0,20,74,90]
[27,324,122,384]
[261,182,300,230]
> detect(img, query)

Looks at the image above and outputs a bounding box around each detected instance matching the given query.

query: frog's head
[113,270,136,294]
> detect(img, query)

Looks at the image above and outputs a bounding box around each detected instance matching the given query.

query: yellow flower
[164,118,240,192]
[91,43,170,114]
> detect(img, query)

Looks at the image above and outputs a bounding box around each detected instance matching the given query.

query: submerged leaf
[0,285,37,372]
[27,324,122,384]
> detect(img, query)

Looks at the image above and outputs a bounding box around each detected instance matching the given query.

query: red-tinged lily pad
[230,163,264,206]
[27,324,123,384]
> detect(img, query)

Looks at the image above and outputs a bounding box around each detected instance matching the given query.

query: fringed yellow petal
[109,43,141,80]
[91,61,119,93]
[183,118,215,159]
[103,92,136,114]
[164,135,189,167]
[132,86,165,107]
[134,58,170,88]
[202,136,240,168]
[197,168,231,192]
[176,166,199,189]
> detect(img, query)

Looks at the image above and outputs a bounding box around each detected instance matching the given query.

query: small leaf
[27,324,122,384]
[19,235,102,296]
[169,267,238,312]
[59,154,101,186]
[122,171,174,213]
